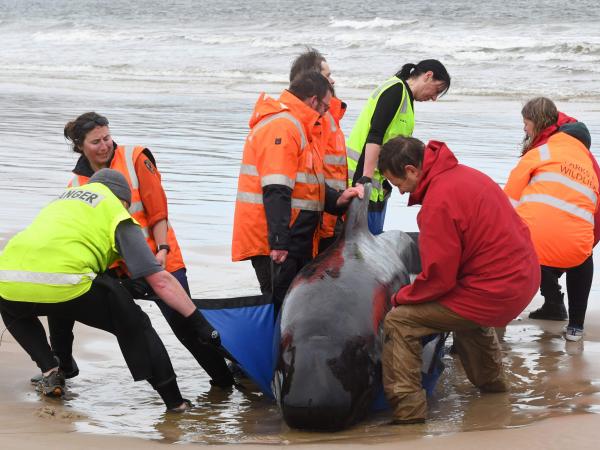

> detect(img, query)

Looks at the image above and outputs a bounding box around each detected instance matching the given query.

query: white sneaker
[564,326,584,342]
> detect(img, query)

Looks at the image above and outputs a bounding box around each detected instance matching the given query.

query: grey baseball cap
[89,168,132,205]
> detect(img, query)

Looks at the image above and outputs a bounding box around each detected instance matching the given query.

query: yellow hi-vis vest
[346,76,415,203]
[0,183,132,303]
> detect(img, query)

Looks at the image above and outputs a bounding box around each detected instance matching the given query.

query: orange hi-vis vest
[232,91,326,261]
[318,96,348,241]
[69,145,185,273]
[505,132,599,268]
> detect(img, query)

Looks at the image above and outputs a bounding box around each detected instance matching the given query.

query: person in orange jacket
[289,48,348,253]
[232,72,363,313]
[37,112,233,387]
[505,97,600,341]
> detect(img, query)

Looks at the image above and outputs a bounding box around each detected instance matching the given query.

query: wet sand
[2,245,600,449]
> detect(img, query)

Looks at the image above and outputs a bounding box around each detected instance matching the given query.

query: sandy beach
[2,246,600,449]
[1,1,600,447]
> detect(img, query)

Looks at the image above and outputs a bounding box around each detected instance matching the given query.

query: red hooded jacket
[393,141,540,327]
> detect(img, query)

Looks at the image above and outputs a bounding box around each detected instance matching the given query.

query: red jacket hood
[527,111,577,150]
[248,90,321,131]
[408,140,458,206]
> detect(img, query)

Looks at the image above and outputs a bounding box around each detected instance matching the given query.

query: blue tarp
[196,296,446,407]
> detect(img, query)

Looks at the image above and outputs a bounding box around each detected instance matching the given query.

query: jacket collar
[328,96,347,124]
[528,111,577,150]
[408,140,458,206]
[72,141,118,177]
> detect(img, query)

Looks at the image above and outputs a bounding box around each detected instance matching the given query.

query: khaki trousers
[382,302,507,421]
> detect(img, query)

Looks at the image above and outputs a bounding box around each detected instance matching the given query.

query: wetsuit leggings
[47,268,233,387]
[0,278,184,408]
[540,255,594,328]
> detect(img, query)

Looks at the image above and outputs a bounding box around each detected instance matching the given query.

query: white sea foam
[329,17,418,29]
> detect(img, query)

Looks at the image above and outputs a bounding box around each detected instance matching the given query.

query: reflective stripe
[326,111,337,133]
[240,164,259,176]
[140,227,149,238]
[71,176,80,187]
[509,198,519,207]
[237,191,263,204]
[326,179,347,191]
[296,172,324,184]
[371,177,383,191]
[519,194,594,224]
[348,168,356,179]
[250,112,307,150]
[399,92,408,114]
[324,154,347,166]
[261,174,295,188]
[291,198,323,211]
[128,201,145,214]
[237,192,322,211]
[530,172,598,205]
[347,146,362,162]
[538,144,550,161]
[125,146,139,189]
[371,79,399,100]
[0,270,96,285]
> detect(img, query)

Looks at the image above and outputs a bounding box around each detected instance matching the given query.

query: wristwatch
[356,176,372,185]
[157,244,171,254]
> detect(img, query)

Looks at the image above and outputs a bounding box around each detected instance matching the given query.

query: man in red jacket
[377,137,540,424]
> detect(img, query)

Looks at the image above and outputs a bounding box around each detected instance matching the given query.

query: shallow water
[3,0,600,443]
[24,311,600,444]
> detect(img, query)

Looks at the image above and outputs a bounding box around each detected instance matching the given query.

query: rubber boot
[529,293,567,321]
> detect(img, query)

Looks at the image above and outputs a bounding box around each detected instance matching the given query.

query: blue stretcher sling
[194,295,446,406]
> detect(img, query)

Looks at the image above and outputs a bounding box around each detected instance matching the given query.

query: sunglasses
[81,116,109,131]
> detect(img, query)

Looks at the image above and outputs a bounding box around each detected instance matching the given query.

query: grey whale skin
[272,185,421,430]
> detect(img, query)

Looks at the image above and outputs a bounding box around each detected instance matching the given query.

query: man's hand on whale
[336,185,364,208]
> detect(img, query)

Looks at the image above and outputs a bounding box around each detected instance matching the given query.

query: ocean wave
[329,17,418,29]
[1,63,288,84]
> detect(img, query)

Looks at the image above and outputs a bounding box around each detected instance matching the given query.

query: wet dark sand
[2,246,600,448]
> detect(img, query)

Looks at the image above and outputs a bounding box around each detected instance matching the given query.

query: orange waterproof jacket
[232,90,326,261]
[318,96,348,241]
[69,145,185,273]
[505,132,599,268]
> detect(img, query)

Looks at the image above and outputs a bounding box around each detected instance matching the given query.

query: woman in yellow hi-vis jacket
[346,59,451,234]
[505,97,600,341]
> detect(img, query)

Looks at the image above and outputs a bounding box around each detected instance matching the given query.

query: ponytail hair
[396,59,451,96]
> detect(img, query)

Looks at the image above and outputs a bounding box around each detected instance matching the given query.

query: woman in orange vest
[45,112,233,387]
[504,97,600,342]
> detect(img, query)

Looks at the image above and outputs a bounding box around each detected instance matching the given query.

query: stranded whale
[272,185,432,430]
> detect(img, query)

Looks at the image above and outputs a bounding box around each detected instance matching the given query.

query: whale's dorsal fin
[340,183,372,239]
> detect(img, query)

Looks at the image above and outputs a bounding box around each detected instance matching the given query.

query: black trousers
[0,275,183,407]
[540,255,594,328]
[46,269,233,387]
[251,255,310,315]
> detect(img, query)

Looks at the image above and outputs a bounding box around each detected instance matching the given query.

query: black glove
[120,277,154,299]
[184,308,221,347]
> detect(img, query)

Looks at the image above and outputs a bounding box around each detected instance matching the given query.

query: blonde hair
[521,97,558,154]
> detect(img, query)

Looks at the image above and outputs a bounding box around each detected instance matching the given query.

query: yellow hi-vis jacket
[0,183,131,302]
